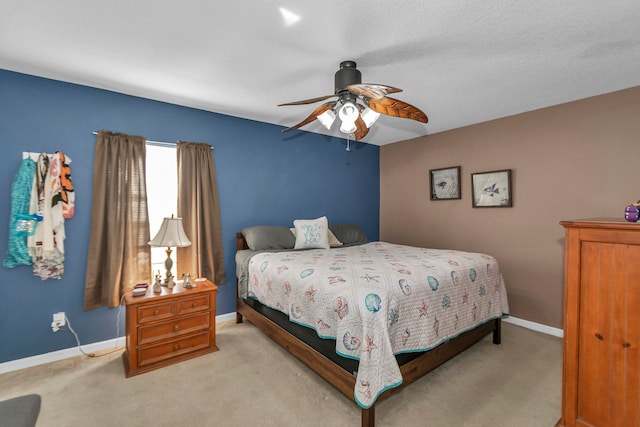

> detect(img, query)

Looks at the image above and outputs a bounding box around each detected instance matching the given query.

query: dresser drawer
[137,301,175,324]
[138,313,211,345]
[137,332,211,367]
[177,294,210,316]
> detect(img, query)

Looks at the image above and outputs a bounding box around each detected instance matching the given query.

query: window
[86,135,224,308]
[145,144,177,279]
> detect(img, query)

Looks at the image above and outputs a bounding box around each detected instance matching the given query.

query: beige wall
[380,86,640,329]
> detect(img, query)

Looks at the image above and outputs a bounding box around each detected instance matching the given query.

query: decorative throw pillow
[290,227,343,247]
[293,216,330,249]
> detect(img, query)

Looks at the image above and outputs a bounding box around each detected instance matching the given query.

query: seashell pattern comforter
[247,241,509,408]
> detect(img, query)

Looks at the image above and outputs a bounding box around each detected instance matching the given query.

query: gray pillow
[242,225,295,251]
[328,224,368,247]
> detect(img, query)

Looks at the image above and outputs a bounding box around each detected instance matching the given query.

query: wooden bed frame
[235,232,502,427]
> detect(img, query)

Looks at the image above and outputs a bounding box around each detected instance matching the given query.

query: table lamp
[148,215,191,287]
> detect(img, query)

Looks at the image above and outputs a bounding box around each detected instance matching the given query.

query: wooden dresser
[557,219,639,427]
[122,279,218,377]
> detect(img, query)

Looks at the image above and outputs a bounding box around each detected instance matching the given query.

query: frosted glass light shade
[340,119,357,134]
[361,107,380,128]
[317,110,336,130]
[148,217,192,248]
[339,102,358,121]
[339,102,358,134]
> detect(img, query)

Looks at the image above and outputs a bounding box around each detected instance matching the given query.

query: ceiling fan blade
[278,94,337,106]
[347,83,403,99]
[353,115,370,141]
[368,96,428,123]
[281,102,336,133]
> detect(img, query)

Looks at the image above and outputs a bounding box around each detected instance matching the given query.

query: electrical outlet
[51,312,66,332]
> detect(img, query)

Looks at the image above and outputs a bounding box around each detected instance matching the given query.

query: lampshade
[338,102,358,134]
[339,101,358,121]
[148,216,192,248]
[317,109,336,130]
[339,120,357,134]
[360,107,380,128]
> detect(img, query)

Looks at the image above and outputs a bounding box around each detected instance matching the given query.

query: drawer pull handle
[623,342,631,348]
[154,310,159,315]
[174,344,180,351]
[192,302,197,308]
[595,332,603,341]
[174,325,180,332]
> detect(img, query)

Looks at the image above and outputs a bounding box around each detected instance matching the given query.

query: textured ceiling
[1,1,639,145]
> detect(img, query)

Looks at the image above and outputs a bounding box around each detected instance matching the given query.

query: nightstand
[122,279,218,377]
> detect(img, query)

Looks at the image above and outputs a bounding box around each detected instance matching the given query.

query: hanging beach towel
[3,158,37,268]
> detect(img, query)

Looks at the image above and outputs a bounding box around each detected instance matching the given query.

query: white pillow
[290,227,343,248]
[292,216,330,249]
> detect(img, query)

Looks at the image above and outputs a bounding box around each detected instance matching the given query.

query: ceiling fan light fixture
[361,107,381,128]
[317,109,336,130]
[340,119,357,134]
[338,101,358,134]
[339,101,358,121]
[278,60,428,142]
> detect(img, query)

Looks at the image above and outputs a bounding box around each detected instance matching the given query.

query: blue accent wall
[0,69,380,363]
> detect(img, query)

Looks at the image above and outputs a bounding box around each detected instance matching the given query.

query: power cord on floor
[60,313,96,357]
[57,291,131,358]
[115,291,130,347]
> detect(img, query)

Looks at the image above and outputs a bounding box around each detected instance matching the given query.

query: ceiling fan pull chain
[346,133,352,152]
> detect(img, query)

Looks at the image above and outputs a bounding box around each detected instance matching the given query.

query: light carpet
[0,321,562,426]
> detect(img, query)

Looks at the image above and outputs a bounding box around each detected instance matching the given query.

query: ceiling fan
[278,60,428,141]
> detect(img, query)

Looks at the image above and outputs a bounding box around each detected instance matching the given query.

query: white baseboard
[0,313,237,375]
[503,316,563,338]
[0,312,560,375]
[215,312,237,323]
[0,337,125,375]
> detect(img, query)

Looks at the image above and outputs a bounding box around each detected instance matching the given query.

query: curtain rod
[91,132,212,149]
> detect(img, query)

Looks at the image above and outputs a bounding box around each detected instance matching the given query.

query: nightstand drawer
[177,294,210,316]
[138,301,175,324]
[137,332,211,367]
[138,313,211,345]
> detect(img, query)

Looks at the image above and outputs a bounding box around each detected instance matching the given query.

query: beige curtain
[84,131,151,310]
[176,141,225,285]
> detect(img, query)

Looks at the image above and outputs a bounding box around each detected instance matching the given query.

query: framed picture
[471,169,512,207]
[430,166,461,200]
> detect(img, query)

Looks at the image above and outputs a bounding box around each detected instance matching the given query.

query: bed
[235,221,509,427]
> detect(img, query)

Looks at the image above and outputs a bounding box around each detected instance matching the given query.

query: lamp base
[163,247,175,288]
